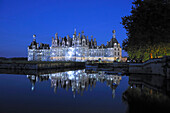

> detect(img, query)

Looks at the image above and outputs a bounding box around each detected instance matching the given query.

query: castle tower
[112,30,118,47]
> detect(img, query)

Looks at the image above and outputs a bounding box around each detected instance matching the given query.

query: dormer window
[114,43,117,47]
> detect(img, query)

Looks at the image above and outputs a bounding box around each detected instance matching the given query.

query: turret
[29,34,37,49]
[112,30,118,46]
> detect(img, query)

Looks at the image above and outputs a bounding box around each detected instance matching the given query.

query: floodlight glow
[68,74,75,80]
[67,71,74,75]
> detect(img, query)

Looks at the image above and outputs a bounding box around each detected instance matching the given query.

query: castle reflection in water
[27,69,121,98]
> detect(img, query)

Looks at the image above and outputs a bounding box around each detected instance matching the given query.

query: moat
[0,68,170,113]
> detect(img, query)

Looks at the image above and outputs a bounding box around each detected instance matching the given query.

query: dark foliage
[122,0,170,61]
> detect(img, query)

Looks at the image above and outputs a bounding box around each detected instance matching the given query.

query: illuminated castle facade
[28,29,122,62]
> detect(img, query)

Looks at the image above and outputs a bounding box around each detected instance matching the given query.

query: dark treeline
[122,0,170,61]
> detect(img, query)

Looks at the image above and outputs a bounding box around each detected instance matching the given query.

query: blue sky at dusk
[0,0,133,57]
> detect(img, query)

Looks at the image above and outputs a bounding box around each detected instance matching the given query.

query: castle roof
[28,39,38,49]
[28,39,50,49]
[112,38,118,43]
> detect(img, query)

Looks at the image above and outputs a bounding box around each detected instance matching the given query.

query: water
[0,69,170,113]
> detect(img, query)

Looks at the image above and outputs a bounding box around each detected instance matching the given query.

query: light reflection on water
[0,68,170,113]
[27,69,122,98]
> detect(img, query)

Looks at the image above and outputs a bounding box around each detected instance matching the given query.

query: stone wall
[0,61,85,70]
[129,56,170,78]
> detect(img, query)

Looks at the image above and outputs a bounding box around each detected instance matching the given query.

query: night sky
[0,0,133,57]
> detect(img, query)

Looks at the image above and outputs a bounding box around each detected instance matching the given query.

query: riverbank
[0,60,85,70]
[86,56,170,78]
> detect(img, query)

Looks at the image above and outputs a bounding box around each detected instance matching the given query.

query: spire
[74,28,76,35]
[82,30,84,35]
[91,35,93,40]
[33,34,36,41]
[112,30,116,38]
[67,35,69,39]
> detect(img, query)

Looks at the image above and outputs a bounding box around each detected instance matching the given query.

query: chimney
[55,33,58,39]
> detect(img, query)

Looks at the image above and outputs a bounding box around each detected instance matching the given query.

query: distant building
[28,29,122,62]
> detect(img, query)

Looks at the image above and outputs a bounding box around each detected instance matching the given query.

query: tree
[122,0,170,61]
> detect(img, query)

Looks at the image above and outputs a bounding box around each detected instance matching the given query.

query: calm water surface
[0,69,128,113]
[0,69,170,113]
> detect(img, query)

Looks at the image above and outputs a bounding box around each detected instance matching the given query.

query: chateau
[28,29,122,62]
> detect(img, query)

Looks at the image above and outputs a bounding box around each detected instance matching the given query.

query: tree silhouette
[122,0,170,61]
